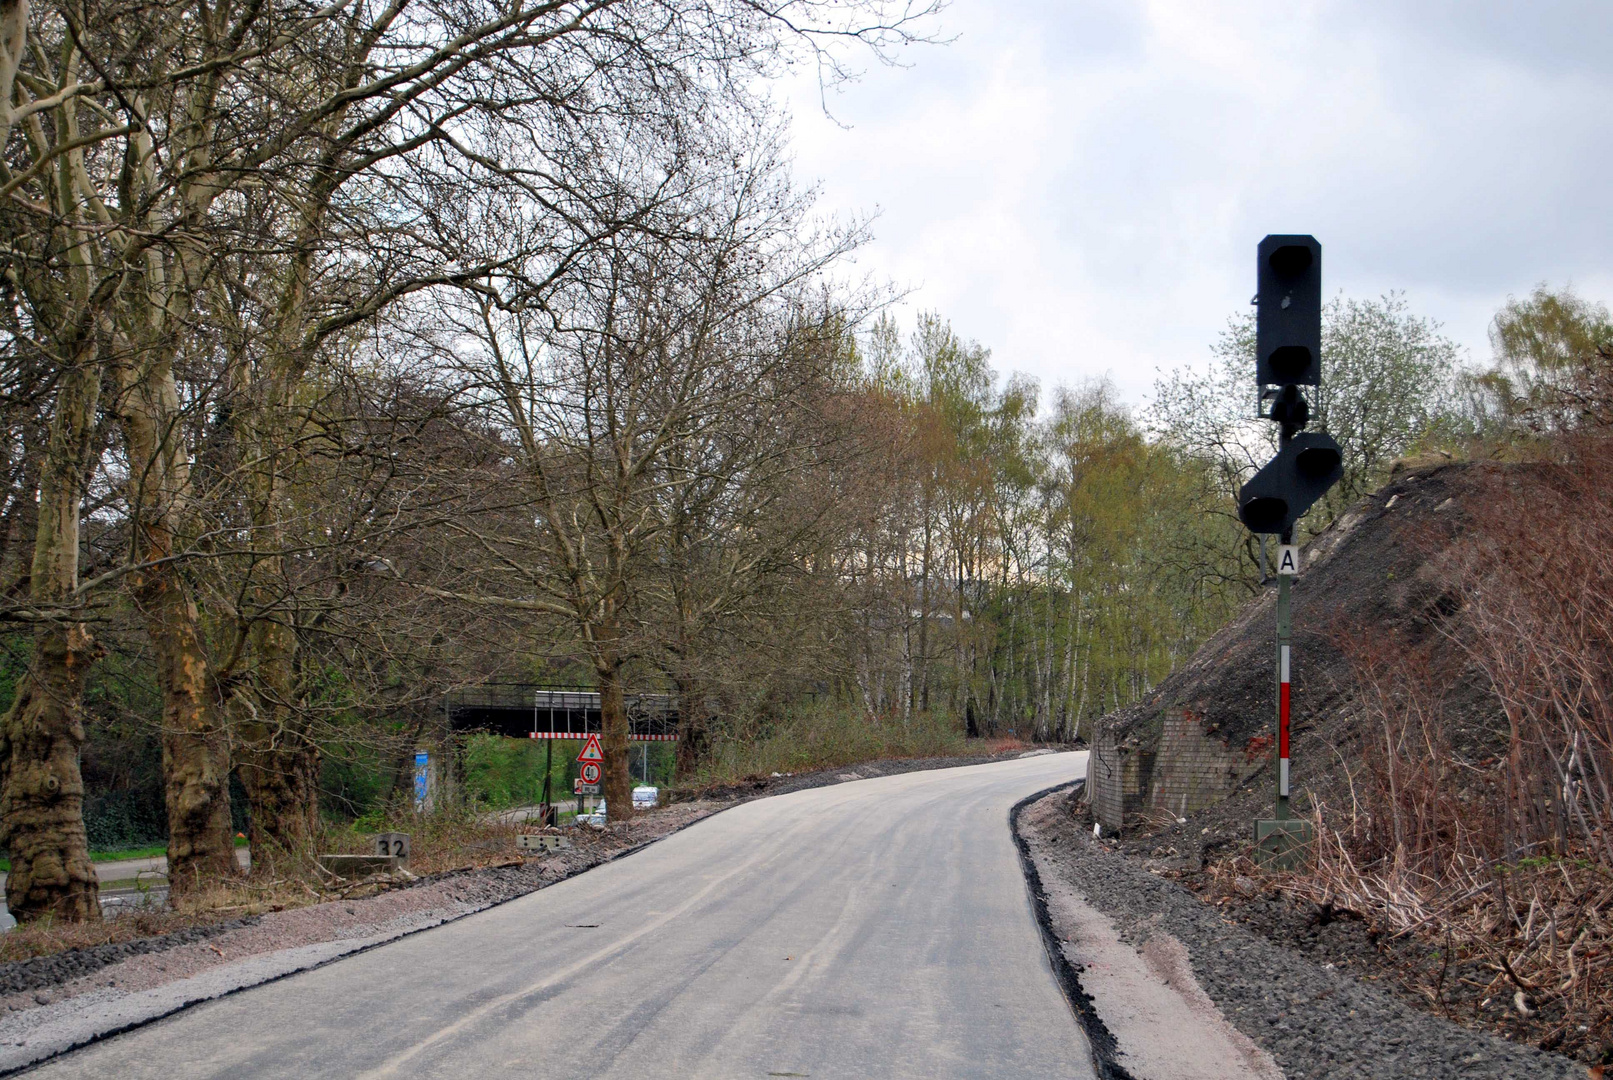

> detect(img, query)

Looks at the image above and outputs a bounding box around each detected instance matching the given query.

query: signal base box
[1254,818,1315,870]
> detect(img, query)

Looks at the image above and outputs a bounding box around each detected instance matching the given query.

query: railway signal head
[1237,431,1344,536]
[1256,234,1322,388]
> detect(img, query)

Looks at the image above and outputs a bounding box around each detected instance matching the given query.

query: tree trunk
[229,688,320,861]
[119,366,237,897]
[145,573,237,894]
[233,728,320,855]
[0,451,40,591]
[596,651,635,822]
[0,627,103,923]
[673,675,710,780]
[227,183,334,858]
[229,617,320,858]
[0,351,104,923]
[233,735,317,857]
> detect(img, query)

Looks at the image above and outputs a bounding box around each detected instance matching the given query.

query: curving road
[30,753,1092,1079]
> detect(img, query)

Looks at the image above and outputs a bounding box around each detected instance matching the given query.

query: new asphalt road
[29,753,1093,1079]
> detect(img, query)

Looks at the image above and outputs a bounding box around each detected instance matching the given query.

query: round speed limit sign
[580,761,602,785]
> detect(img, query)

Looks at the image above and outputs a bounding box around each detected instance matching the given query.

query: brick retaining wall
[1088,709,1270,832]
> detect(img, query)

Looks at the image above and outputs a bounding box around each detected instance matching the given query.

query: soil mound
[1087,460,1509,834]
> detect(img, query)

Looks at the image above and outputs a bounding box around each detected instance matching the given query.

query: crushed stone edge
[1009,780,1137,1080]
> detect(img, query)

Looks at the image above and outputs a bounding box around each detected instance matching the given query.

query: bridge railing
[446,684,679,740]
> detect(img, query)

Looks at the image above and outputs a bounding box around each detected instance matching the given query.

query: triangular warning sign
[577,733,604,763]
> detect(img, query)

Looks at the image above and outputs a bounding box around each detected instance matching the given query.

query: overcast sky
[780,0,1613,406]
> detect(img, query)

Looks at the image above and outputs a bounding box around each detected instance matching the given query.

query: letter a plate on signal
[577,733,604,764]
[1277,545,1300,576]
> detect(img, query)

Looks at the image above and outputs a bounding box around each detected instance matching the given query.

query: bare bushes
[1274,627,1613,1054]
[696,701,970,783]
[1303,632,1501,933]
[1457,442,1613,865]
[1277,445,1613,1054]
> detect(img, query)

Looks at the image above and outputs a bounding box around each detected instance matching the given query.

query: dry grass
[694,699,976,784]
[0,808,546,966]
[323,805,532,876]
[1209,833,1613,1057]
[1305,825,1613,1015]
[0,909,221,966]
[1455,442,1613,867]
[984,735,1030,754]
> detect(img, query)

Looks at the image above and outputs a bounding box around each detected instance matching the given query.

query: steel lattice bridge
[446,684,679,741]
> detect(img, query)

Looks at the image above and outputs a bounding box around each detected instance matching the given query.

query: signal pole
[1275,538,1292,822]
[1271,388,1304,826]
[1240,236,1341,867]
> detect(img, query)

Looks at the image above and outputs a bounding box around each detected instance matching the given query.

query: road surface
[30,753,1092,1079]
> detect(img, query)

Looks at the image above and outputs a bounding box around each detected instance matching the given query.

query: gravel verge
[1018,786,1587,1080]
[0,918,259,1000]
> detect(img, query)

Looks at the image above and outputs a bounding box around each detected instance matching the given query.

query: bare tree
[431,123,860,814]
[649,307,859,776]
[0,0,938,906]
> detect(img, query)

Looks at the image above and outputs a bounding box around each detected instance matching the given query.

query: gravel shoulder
[1018,786,1588,1080]
[0,747,1044,1075]
[1082,778,1606,1063]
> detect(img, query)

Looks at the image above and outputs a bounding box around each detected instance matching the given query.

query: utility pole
[1239,235,1342,868]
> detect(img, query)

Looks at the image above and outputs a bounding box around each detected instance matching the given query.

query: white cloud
[782,0,1613,405]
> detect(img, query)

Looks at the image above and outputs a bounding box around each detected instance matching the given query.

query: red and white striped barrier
[526,732,678,741]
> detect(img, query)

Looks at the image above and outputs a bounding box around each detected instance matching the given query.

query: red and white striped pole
[1275,543,1295,819]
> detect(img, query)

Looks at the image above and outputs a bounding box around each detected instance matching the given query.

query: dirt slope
[1095,459,1512,839]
